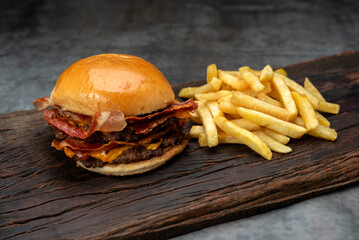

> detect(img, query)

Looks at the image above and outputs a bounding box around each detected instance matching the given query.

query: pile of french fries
[179,64,340,160]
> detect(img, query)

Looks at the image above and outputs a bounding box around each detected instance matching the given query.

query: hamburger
[34,54,197,176]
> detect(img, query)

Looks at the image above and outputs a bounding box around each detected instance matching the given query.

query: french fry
[257,92,283,108]
[207,101,224,118]
[179,63,340,161]
[315,111,330,127]
[304,77,326,102]
[218,70,249,91]
[196,102,218,147]
[278,73,319,108]
[207,64,218,83]
[226,113,243,119]
[214,116,272,160]
[189,125,205,138]
[236,107,307,138]
[238,66,251,73]
[178,84,211,99]
[220,82,234,91]
[253,131,292,153]
[271,75,298,120]
[199,131,244,145]
[231,91,292,121]
[218,100,239,115]
[260,65,273,82]
[209,77,222,91]
[218,94,232,103]
[268,87,282,101]
[189,111,202,124]
[178,77,222,98]
[198,133,208,147]
[240,70,265,92]
[242,88,259,97]
[218,132,244,144]
[219,98,263,121]
[230,118,261,131]
[261,81,272,94]
[238,66,261,77]
[291,91,319,131]
[309,125,338,141]
[262,128,290,145]
[274,68,288,76]
[293,117,337,141]
[223,71,241,77]
[316,101,340,114]
[195,90,232,101]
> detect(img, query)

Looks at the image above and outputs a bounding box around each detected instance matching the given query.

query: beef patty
[74,131,186,168]
[50,117,188,168]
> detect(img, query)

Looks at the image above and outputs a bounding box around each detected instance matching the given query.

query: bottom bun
[76,139,189,176]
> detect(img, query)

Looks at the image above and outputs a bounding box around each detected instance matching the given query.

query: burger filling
[35,98,197,168]
[51,117,187,168]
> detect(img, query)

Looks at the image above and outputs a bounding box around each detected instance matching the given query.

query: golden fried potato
[316,101,340,114]
[218,70,249,91]
[293,117,337,141]
[304,77,326,102]
[214,116,272,160]
[196,102,218,147]
[231,91,292,121]
[260,65,274,82]
[178,77,222,98]
[291,91,319,131]
[237,107,307,138]
[253,131,292,153]
[207,64,218,83]
[240,70,265,92]
[179,63,340,161]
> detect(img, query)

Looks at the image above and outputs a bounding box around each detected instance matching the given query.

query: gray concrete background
[1,0,358,239]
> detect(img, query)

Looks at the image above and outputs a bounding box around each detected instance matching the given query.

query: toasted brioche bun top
[50,54,175,116]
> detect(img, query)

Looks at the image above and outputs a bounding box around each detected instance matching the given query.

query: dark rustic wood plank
[1,52,359,240]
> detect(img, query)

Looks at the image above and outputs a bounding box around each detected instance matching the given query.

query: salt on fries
[180,64,340,160]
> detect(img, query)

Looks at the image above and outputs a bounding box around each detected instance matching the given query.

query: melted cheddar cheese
[145,139,163,150]
[64,147,76,158]
[89,146,133,163]
[63,139,163,163]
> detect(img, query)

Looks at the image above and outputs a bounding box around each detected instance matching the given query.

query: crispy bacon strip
[62,110,92,125]
[137,122,176,144]
[33,97,53,111]
[126,99,197,122]
[129,99,197,134]
[132,109,191,134]
[51,123,174,152]
[44,109,88,139]
[36,97,197,138]
[90,110,127,133]
[36,97,127,135]
[43,109,127,139]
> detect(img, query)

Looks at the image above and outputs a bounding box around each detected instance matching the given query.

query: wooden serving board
[1,51,359,240]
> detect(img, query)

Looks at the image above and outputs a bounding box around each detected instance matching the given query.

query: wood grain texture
[1,52,359,240]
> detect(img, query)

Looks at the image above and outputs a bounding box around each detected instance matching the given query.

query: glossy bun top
[50,54,175,116]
